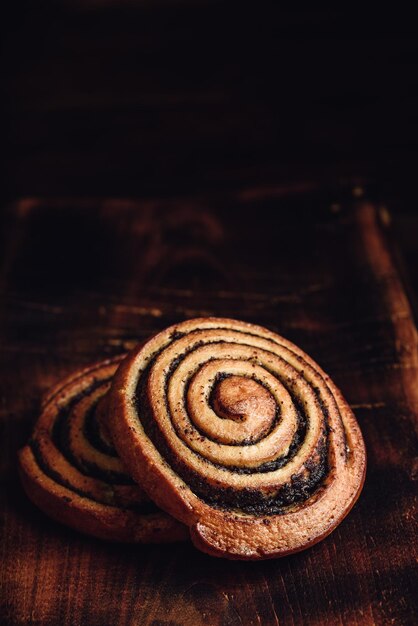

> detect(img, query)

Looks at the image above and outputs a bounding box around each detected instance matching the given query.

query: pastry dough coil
[19,357,187,543]
[109,318,366,559]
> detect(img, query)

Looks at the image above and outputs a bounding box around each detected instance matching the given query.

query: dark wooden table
[1,190,417,625]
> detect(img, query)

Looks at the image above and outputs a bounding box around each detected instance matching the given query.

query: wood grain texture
[1,192,417,625]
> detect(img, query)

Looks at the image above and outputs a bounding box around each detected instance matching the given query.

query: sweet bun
[108,318,366,559]
[19,357,187,543]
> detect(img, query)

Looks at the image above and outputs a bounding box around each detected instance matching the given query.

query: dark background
[2,3,418,290]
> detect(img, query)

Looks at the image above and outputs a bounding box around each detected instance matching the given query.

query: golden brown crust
[108,317,366,559]
[18,356,188,543]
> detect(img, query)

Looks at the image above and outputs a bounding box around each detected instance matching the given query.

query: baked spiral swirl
[109,318,366,559]
[18,357,187,543]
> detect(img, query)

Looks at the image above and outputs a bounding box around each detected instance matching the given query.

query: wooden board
[1,191,417,625]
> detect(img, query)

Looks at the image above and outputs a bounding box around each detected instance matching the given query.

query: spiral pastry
[108,318,366,559]
[18,357,187,543]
